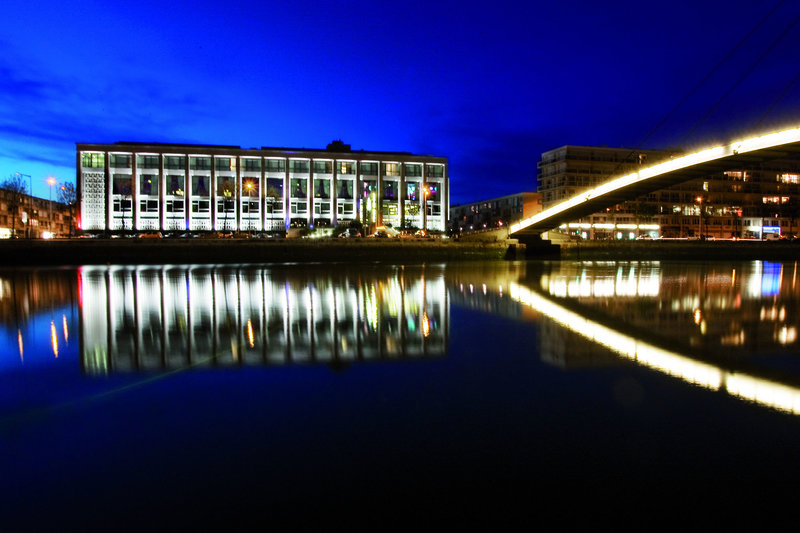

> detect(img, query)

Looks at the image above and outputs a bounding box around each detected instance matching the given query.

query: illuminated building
[76,141,449,233]
[449,192,542,233]
[537,144,800,240]
[0,187,75,238]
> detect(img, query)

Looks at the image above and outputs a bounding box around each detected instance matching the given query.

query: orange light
[47,177,57,186]
[50,320,59,358]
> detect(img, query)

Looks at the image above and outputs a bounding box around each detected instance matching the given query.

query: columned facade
[77,141,448,234]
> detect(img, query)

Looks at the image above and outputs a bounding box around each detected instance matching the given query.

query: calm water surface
[2,260,799,526]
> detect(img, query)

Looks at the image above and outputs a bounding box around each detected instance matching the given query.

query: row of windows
[85,153,442,176]
[109,174,441,201]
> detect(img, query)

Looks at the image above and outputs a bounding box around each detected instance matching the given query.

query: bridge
[510,126,800,238]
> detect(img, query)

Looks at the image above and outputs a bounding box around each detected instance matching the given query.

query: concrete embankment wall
[559,240,800,261]
[0,239,512,266]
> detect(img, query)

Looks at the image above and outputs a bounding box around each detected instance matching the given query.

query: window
[140,175,157,196]
[110,154,131,168]
[241,200,259,213]
[140,199,159,213]
[360,162,378,176]
[405,164,422,177]
[313,179,330,198]
[406,182,419,201]
[82,152,105,168]
[164,156,185,170]
[383,163,400,176]
[779,173,799,184]
[338,180,353,199]
[290,178,307,198]
[217,198,235,213]
[137,155,159,169]
[167,175,184,196]
[290,160,309,173]
[266,159,285,172]
[242,179,259,198]
[215,158,235,171]
[243,158,261,172]
[266,178,283,199]
[192,175,210,196]
[383,180,398,200]
[266,198,283,214]
[313,161,332,173]
[338,161,355,174]
[112,198,132,212]
[424,183,439,201]
[190,157,211,170]
[217,176,236,197]
[166,200,185,213]
[112,175,132,195]
[192,199,210,213]
[426,164,444,178]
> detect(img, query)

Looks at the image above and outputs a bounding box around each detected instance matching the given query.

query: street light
[16,172,32,238]
[245,180,254,234]
[696,196,704,240]
[422,185,429,233]
[47,177,57,236]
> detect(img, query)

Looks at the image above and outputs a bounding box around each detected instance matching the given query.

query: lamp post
[245,180,254,234]
[696,196,703,240]
[47,177,56,236]
[16,172,32,238]
[422,185,428,233]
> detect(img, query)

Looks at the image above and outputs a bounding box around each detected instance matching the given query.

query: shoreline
[0,238,513,266]
[1,238,798,266]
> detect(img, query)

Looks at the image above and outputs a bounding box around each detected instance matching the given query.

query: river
[1,260,799,527]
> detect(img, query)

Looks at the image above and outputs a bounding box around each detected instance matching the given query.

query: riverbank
[0,238,512,266]
[557,239,800,261]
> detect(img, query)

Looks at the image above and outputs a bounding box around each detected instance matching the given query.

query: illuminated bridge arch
[511,127,800,236]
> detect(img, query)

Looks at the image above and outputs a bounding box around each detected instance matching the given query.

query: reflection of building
[77,141,449,234]
[448,192,541,234]
[538,145,800,239]
[0,187,75,238]
[79,265,448,374]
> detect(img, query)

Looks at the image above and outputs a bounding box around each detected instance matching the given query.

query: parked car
[338,228,362,238]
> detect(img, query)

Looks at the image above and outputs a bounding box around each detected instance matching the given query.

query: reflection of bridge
[511,127,800,237]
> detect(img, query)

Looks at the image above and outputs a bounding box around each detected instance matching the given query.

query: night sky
[2,0,800,204]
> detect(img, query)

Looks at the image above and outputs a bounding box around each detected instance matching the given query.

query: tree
[1,174,28,237]
[219,179,238,231]
[58,182,78,236]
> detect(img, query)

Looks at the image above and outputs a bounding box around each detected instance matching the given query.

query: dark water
[2,260,800,527]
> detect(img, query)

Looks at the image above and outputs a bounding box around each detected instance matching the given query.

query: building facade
[0,187,75,238]
[538,145,800,239]
[449,192,541,233]
[77,141,449,234]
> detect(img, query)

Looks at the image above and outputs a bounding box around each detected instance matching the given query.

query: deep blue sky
[2,0,800,204]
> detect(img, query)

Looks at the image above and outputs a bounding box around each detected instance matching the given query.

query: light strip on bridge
[508,282,800,415]
[511,126,800,234]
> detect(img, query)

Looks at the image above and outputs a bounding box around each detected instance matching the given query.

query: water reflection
[78,265,448,374]
[3,260,800,415]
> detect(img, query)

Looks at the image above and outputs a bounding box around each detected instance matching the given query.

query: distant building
[0,187,75,238]
[538,145,800,239]
[449,192,541,233]
[76,141,449,233]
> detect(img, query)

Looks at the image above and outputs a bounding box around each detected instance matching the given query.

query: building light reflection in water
[78,265,447,374]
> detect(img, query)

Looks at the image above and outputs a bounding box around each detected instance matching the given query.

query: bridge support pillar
[515,234,560,258]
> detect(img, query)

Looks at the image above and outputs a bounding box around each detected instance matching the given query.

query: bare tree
[58,182,78,236]
[1,174,29,237]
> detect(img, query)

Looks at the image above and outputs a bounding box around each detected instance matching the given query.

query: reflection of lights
[510,282,800,416]
[693,309,702,325]
[777,326,797,345]
[62,314,69,344]
[421,311,430,337]
[50,320,59,358]
[246,319,255,348]
[18,329,23,363]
